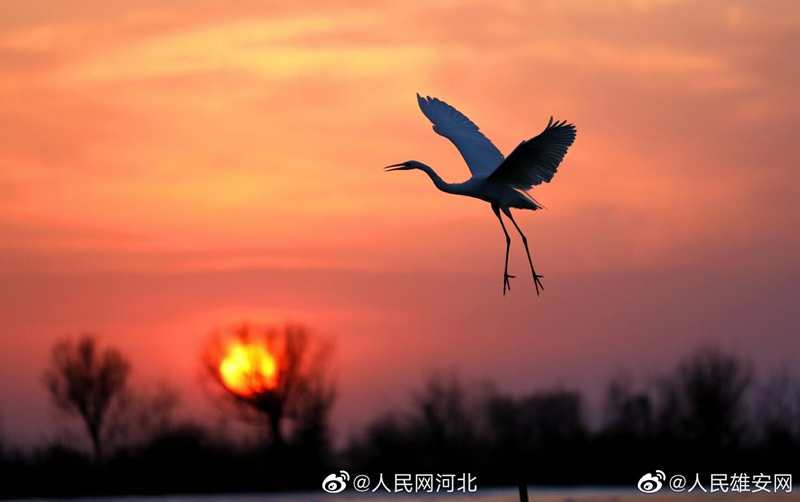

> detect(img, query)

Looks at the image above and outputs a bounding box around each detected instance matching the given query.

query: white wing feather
[417,94,505,177]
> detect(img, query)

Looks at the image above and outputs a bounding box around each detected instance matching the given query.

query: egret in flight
[385,94,576,296]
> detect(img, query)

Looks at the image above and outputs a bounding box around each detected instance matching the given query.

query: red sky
[1,0,799,446]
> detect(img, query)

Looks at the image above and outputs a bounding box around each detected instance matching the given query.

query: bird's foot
[533,274,545,296]
[503,273,515,296]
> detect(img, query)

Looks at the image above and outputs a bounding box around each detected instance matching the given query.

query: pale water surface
[9,488,800,502]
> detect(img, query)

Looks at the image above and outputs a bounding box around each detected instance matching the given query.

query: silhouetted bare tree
[203,322,336,451]
[488,388,586,451]
[105,382,180,452]
[409,373,482,448]
[43,335,131,463]
[345,373,490,476]
[602,376,654,438]
[657,347,752,447]
[755,370,800,447]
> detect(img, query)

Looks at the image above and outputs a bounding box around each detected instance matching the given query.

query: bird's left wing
[417,94,505,177]
[487,117,576,190]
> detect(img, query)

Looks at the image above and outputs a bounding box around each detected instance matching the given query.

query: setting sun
[219,342,278,396]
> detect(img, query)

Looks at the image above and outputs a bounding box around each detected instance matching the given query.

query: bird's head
[383,160,426,172]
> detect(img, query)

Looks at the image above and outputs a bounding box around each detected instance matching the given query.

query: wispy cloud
[0,0,798,278]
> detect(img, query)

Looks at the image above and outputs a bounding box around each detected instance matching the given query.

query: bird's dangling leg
[504,209,544,296]
[492,204,515,295]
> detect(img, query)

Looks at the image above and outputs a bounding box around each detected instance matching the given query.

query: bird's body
[418,169,542,210]
[385,94,576,295]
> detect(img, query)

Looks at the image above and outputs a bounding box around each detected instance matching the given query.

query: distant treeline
[346,347,800,486]
[1,345,799,498]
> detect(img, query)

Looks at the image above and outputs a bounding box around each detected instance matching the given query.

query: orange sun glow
[219,342,278,396]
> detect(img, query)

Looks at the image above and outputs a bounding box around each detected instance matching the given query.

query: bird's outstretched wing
[487,117,576,190]
[417,94,505,177]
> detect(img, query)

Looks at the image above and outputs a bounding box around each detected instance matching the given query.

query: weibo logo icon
[322,470,350,493]
[638,471,665,493]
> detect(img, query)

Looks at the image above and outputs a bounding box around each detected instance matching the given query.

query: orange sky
[1,0,799,446]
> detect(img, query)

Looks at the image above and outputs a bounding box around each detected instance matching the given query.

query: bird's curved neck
[418,163,457,194]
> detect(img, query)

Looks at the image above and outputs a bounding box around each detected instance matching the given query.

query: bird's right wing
[487,117,576,190]
[417,94,505,177]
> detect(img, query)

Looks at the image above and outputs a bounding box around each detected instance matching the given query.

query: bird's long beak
[383,162,406,172]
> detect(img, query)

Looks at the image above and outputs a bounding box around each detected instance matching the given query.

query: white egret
[385,94,576,296]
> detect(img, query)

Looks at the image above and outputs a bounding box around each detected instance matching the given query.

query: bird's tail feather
[518,189,546,210]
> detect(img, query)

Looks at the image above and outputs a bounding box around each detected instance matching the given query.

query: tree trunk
[88,423,103,465]
[518,483,529,502]
[515,438,528,502]
[268,409,284,449]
